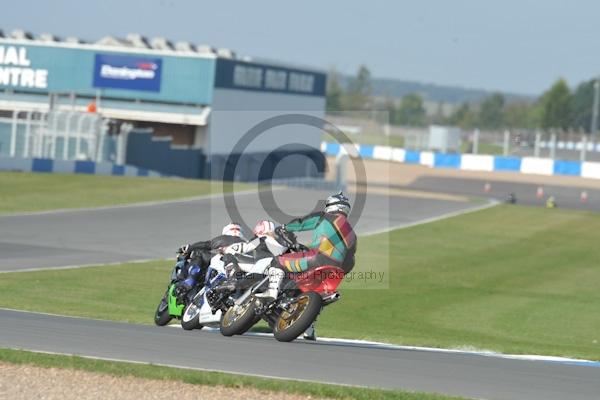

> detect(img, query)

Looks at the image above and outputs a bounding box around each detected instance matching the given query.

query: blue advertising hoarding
[93,54,162,92]
[0,40,216,104]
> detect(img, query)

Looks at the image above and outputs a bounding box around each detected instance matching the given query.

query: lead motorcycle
[215,230,346,342]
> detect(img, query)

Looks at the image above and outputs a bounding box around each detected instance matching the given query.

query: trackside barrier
[322,142,600,180]
[0,156,163,177]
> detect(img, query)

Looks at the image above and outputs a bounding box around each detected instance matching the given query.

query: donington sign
[0,46,48,89]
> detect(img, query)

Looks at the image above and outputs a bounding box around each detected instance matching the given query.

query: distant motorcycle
[153,255,202,326]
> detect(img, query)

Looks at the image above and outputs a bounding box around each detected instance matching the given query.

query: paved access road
[0,187,478,272]
[1,309,598,400]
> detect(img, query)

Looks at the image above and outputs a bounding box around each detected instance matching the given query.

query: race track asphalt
[1,309,599,400]
[0,187,479,272]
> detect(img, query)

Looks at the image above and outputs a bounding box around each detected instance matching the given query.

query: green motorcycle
[154,256,190,326]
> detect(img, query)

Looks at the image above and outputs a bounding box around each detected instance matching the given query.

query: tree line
[327,65,599,132]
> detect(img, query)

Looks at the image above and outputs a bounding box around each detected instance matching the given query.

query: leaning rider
[257,192,357,340]
[174,223,247,301]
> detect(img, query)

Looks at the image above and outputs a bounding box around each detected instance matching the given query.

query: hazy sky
[2,0,599,95]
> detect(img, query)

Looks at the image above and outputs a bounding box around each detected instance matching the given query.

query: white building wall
[208,88,325,156]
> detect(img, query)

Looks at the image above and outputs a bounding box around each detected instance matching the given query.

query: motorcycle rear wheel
[154,293,172,326]
[273,292,322,342]
[220,296,258,336]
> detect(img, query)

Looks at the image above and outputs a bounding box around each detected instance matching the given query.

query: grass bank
[0,172,249,214]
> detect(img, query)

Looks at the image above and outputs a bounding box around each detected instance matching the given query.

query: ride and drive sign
[93,54,162,92]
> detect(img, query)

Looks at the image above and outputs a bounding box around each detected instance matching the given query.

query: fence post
[9,110,18,157]
[23,111,32,157]
[503,130,510,156]
[117,123,132,165]
[534,131,541,158]
[580,134,587,162]
[473,129,479,154]
[550,131,557,159]
[48,112,60,159]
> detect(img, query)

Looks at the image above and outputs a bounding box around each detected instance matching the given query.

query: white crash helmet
[324,191,351,215]
[253,220,276,238]
[222,223,243,238]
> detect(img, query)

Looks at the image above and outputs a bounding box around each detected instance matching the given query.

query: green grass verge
[0,348,465,400]
[1,205,599,360]
[0,172,250,214]
[460,142,504,155]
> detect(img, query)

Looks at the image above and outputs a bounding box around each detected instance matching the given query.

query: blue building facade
[0,34,327,180]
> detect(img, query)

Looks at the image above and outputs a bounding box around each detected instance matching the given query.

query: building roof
[0,28,230,60]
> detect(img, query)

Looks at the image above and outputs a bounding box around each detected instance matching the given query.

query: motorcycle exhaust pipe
[322,292,341,305]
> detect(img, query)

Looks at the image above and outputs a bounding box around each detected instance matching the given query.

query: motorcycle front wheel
[154,292,172,326]
[220,296,258,336]
[181,301,204,331]
[273,291,322,342]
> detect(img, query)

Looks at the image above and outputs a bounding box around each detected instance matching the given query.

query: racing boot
[255,267,285,302]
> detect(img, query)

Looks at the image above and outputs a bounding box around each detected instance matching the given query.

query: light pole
[590,77,600,137]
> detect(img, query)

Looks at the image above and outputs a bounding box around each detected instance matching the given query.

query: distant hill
[341,76,535,104]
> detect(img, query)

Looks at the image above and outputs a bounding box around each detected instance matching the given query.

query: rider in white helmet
[222,220,288,263]
[174,223,248,300]
[247,220,288,256]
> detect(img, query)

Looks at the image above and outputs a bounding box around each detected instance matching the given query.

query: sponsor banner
[0,46,48,89]
[93,54,162,92]
[215,59,326,96]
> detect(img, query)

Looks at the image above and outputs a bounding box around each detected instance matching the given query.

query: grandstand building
[0,29,327,179]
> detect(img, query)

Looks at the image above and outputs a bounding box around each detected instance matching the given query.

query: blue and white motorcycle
[180,234,291,331]
[180,254,228,330]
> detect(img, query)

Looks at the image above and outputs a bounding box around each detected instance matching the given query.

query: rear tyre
[181,302,203,331]
[154,294,172,326]
[274,292,322,342]
[220,296,258,336]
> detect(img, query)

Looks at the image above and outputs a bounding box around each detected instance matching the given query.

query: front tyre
[154,294,172,326]
[220,296,258,336]
[274,292,322,342]
[181,301,204,330]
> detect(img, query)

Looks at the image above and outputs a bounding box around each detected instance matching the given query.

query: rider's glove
[275,225,287,236]
[222,254,240,278]
[221,253,235,265]
[177,244,190,256]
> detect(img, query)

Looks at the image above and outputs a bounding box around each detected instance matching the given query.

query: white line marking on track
[0,258,164,274]
[167,319,600,367]
[3,307,599,367]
